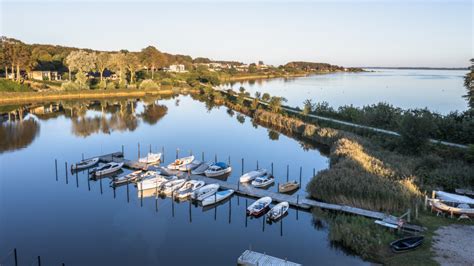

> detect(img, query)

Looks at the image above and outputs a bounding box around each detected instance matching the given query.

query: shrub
[106,82,117,90]
[398,110,436,154]
[118,79,127,89]
[139,79,159,90]
[161,78,172,86]
[97,80,107,90]
[61,81,87,91]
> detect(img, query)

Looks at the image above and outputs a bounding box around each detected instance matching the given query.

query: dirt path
[432,224,474,265]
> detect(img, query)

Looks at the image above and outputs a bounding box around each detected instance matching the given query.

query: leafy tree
[95,52,111,81]
[398,110,436,154]
[262,92,271,102]
[268,96,287,114]
[464,59,473,109]
[140,46,164,79]
[248,63,257,73]
[109,52,127,83]
[302,99,315,116]
[125,53,140,84]
[65,50,96,81]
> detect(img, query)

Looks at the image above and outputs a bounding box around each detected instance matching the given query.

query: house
[29,71,61,81]
[165,64,187,73]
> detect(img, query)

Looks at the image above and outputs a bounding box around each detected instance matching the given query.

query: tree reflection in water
[0,118,40,153]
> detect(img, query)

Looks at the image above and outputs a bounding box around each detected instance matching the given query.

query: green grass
[0,79,33,92]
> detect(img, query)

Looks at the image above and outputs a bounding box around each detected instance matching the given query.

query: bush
[398,110,436,154]
[61,81,87,91]
[0,79,32,92]
[140,79,159,90]
[118,79,127,89]
[106,82,117,90]
[97,80,107,90]
[161,78,172,86]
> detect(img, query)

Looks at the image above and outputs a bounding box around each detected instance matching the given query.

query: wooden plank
[237,250,301,266]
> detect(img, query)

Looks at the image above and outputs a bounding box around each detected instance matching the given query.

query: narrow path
[214,87,468,149]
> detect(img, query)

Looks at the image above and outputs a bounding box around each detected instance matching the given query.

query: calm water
[224,69,469,114]
[0,96,367,265]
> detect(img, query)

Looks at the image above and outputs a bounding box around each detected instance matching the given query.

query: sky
[0,0,472,67]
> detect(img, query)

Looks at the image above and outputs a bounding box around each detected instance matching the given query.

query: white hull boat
[162,179,186,196]
[251,175,274,188]
[176,180,206,199]
[267,202,289,221]
[191,162,211,175]
[92,162,123,176]
[192,184,220,201]
[167,155,195,170]
[247,196,272,216]
[112,170,143,186]
[202,189,234,206]
[137,175,175,191]
[240,169,267,183]
[178,160,203,172]
[204,162,232,177]
[71,157,99,171]
[436,191,474,205]
[138,153,162,164]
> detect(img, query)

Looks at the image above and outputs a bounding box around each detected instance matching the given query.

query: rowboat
[167,155,195,170]
[390,236,424,253]
[240,169,267,183]
[178,160,203,172]
[251,175,274,188]
[278,180,300,193]
[202,189,235,206]
[435,191,474,205]
[247,197,272,216]
[71,157,99,171]
[161,179,186,196]
[191,184,220,201]
[266,202,289,221]
[191,162,211,175]
[175,180,206,200]
[430,199,474,217]
[137,175,176,191]
[204,162,232,177]
[111,170,143,187]
[138,152,162,164]
[91,162,123,176]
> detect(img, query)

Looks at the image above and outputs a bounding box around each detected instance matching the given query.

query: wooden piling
[214,154,217,163]
[65,162,68,184]
[176,148,179,159]
[189,200,192,223]
[122,145,124,157]
[14,248,18,266]
[161,146,164,162]
[100,177,103,194]
[228,156,231,166]
[126,182,130,203]
[55,159,58,181]
[138,142,140,159]
[313,168,315,177]
[75,171,79,188]
[140,189,143,207]
[241,158,244,175]
[286,165,289,182]
[82,153,84,160]
[190,149,192,156]
[37,256,41,266]
[201,151,204,161]
[299,167,302,185]
[271,162,273,175]
[256,160,259,170]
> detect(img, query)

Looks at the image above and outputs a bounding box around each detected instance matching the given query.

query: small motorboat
[167,155,195,170]
[191,184,220,201]
[175,180,206,200]
[91,162,123,177]
[138,152,162,164]
[137,175,175,191]
[202,189,234,206]
[247,196,272,216]
[251,175,274,188]
[267,202,289,221]
[71,157,99,171]
[191,162,211,175]
[161,179,186,196]
[111,170,143,187]
[204,162,232,177]
[278,180,300,193]
[178,160,203,172]
[390,236,424,253]
[240,169,267,183]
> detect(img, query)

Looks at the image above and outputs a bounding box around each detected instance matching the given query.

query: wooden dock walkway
[237,250,301,266]
[91,152,423,231]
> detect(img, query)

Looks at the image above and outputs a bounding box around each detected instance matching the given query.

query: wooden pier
[90,151,424,231]
[238,250,301,266]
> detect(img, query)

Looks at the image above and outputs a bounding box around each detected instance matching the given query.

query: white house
[166,64,187,73]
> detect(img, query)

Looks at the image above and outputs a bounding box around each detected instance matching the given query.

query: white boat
[204,162,232,177]
[436,191,474,205]
[202,189,234,206]
[251,175,274,188]
[111,170,143,186]
[192,184,220,201]
[175,180,206,199]
[92,162,123,176]
[71,157,99,171]
[191,162,211,175]
[162,179,186,196]
[137,175,175,191]
[167,155,195,170]
[240,169,267,183]
[178,160,203,172]
[266,202,289,220]
[247,196,272,216]
[431,199,474,217]
[138,152,162,164]
[279,180,300,193]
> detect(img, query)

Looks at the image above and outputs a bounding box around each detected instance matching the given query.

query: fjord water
[0,96,366,265]
[224,69,469,114]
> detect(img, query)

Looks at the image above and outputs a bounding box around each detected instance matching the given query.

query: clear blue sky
[1,1,472,67]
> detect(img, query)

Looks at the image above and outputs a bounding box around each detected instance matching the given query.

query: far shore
[0,88,198,105]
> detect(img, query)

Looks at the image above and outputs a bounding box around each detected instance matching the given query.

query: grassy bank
[219,72,309,82]
[0,87,198,105]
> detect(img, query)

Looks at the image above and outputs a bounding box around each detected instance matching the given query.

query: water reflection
[0,118,40,153]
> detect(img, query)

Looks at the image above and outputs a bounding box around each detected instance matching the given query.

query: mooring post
[161,146,165,162]
[241,158,244,175]
[87,169,90,191]
[176,148,179,159]
[75,171,79,188]
[214,154,217,163]
[141,189,143,207]
[313,168,315,177]
[172,194,175,217]
[201,151,204,161]
[126,182,130,203]
[55,159,58,181]
[245,199,248,227]
[37,255,41,266]
[237,181,240,192]
[14,248,18,266]
[296,195,299,220]
[262,214,265,232]
[228,198,232,224]
[65,162,68,184]
[100,177,103,194]
[277,182,279,193]
[228,156,231,166]
[299,167,302,185]
[190,149,193,156]
[188,199,192,223]
[122,145,124,157]
[271,162,273,175]
[286,165,289,182]
[82,153,84,160]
